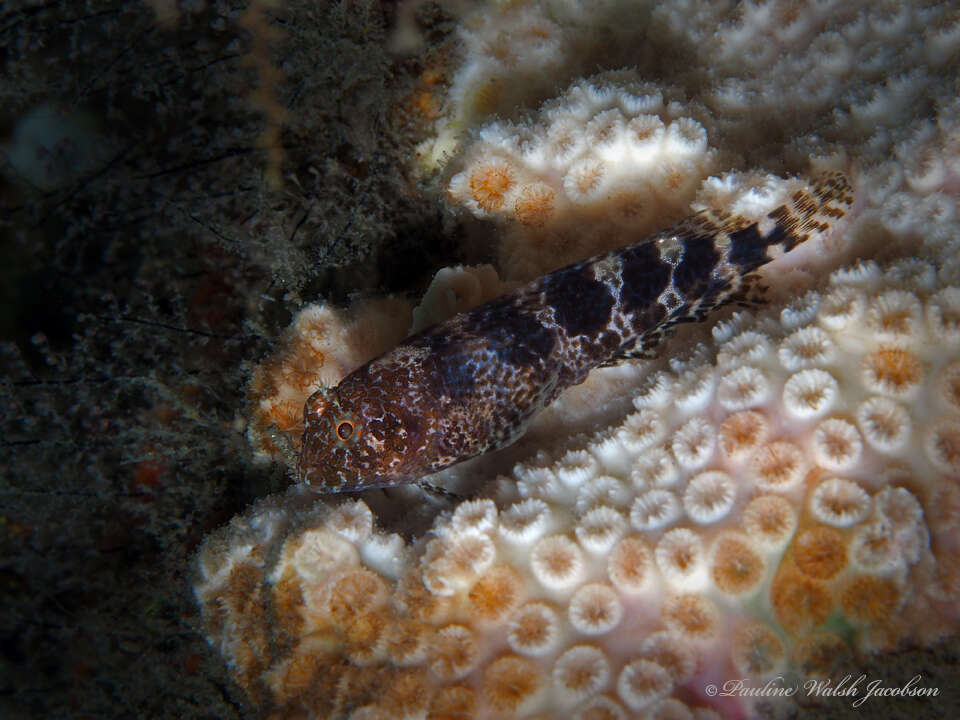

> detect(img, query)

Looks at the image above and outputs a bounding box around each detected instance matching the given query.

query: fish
[299,172,853,492]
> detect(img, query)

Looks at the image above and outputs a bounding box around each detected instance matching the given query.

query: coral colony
[196,0,960,718]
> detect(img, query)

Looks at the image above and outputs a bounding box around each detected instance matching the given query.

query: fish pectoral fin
[490,368,561,450]
[607,327,679,363]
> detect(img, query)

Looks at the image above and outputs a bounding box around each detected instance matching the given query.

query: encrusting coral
[439,0,960,281]
[446,73,721,280]
[198,250,960,719]
[202,0,960,717]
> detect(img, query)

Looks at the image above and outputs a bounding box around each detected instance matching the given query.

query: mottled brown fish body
[300,173,854,492]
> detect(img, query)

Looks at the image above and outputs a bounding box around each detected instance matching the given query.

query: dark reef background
[2,1,959,719]
[0,1,462,716]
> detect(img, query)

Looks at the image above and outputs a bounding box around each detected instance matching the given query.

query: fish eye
[336,420,355,440]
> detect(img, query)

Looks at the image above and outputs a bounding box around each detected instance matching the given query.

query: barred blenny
[299,173,853,492]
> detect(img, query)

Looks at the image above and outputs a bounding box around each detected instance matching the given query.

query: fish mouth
[297,438,364,492]
[296,433,330,488]
[297,460,321,487]
[298,449,409,492]
[298,460,351,492]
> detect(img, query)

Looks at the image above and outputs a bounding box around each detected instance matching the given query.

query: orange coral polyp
[514,183,556,226]
[791,631,849,678]
[467,565,523,623]
[839,575,902,623]
[792,526,848,580]
[469,162,515,212]
[662,593,719,639]
[742,494,797,548]
[711,533,765,594]
[342,611,386,662]
[751,440,805,489]
[378,670,432,717]
[482,655,542,713]
[328,568,388,624]
[862,346,923,395]
[731,623,785,676]
[719,409,769,458]
[430,685,476,718]
[431,624,480,681]
[771,571,833,634]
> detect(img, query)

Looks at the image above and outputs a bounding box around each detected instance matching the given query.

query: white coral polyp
[925,420,960,475]
[289,529,359,585]
[553,645,611,705]
[782,369,839,419]
[850,519,903,573]
[632,371,676,409]
[500,498,554,544]
[573,695,628,720]
[530,534,585,591]
[326,500,374,542]
[618,659,672,711]
[617,408,665,453]
[575,476,630,514]
[556,449,600,488]
[779,326,835,370]
[631,489,682,530]
[857,396,912,452]
[717,330,773,367]
[831,260,881,288]
[640,631,698,684]
[655,528,706,589]
[683,471,736,524]
[884,259,937,292]
[422,533,496,594]
[508,602,561,657]
[587,108,627,146]
[359,533,407,580]
[926,287,960,344]
[866,289,924,340]
[812,418,863,471]
[568,583,624,635]
[564,157,609,203]
[818,286,865,330]
[631,448,680,490]
[576,505,628,553]
[717,365,770,410]
[665,117,709,155]
[808,478,872,527]
[673,367,715,413]
[587,432,626,469]
[626,114,666,145]
[780,291,822,329]
[874,486,924,532]
[671,417,717,470]
[451,499,499,535]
